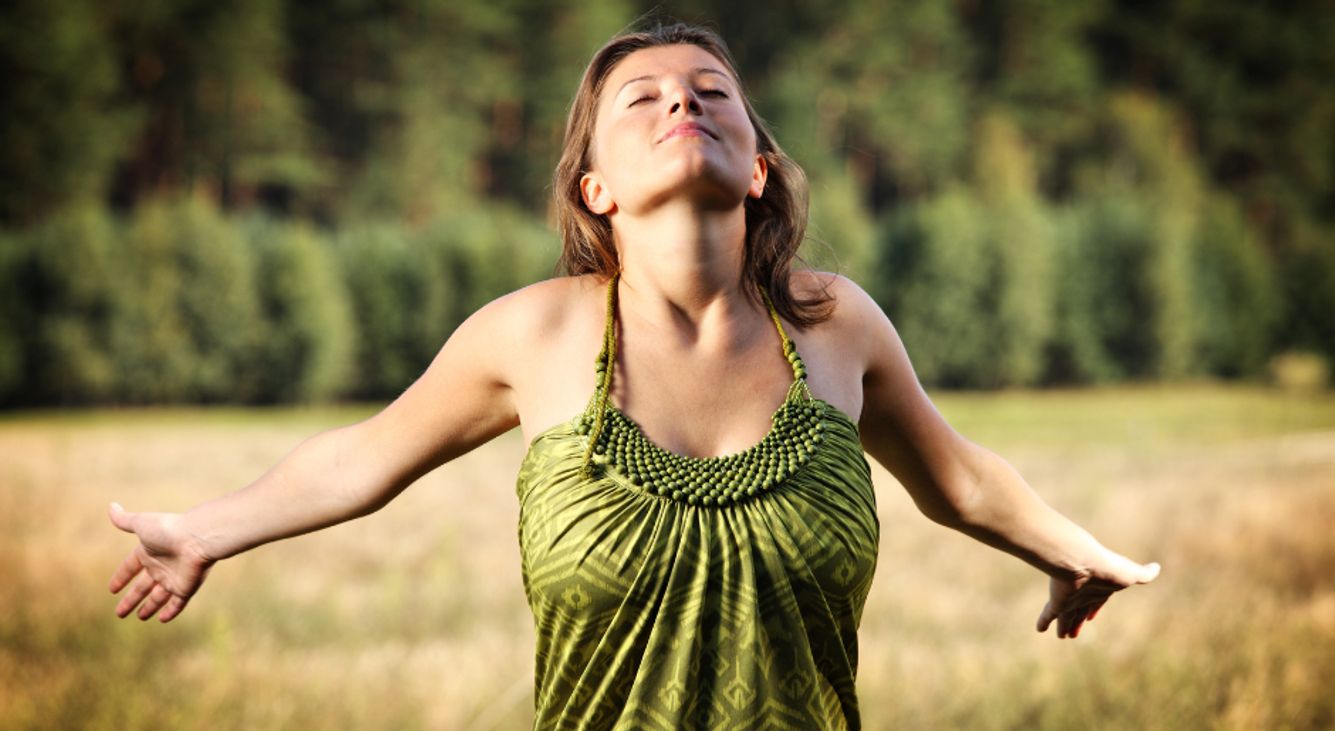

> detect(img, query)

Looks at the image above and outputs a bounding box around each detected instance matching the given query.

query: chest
[515,314,863,451]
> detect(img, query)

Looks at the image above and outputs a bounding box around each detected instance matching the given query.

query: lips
[659,122,716,142]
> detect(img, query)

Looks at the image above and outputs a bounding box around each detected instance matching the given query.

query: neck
[610,201,760,350]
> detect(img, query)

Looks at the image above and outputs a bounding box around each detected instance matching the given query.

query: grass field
[2,385,1333,730]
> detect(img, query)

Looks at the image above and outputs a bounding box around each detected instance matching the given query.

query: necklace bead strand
[579,273,826,505]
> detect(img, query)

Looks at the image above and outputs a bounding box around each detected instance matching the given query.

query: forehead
[602,44,735,95]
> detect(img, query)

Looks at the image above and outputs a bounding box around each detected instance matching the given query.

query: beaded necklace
[578,272,829,506]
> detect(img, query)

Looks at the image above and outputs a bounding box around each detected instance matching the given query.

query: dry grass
[2,385,1333,730]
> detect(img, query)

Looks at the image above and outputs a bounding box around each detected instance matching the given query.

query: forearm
[938,446,1106,580]
[179,425,386,561]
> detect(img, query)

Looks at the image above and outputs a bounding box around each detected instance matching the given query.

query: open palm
[108,503,215,622]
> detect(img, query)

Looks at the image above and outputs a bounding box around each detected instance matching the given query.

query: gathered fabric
[516,274,879,730]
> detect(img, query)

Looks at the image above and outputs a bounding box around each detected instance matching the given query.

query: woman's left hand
[1037,550,1160,639]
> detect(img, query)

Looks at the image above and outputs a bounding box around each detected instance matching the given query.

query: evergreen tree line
[1,0,1331,402]
[0,198,556,405]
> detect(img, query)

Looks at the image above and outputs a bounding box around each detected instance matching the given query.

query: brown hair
[553,20,833,327]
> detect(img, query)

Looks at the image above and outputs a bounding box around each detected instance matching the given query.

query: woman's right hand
[108,502,215,622]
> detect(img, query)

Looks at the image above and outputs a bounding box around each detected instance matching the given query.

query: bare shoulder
[467,274,595,333]
[789,270,888,357]
[455,274,603,360]
[778,271,892,419]
[457,272,606,397]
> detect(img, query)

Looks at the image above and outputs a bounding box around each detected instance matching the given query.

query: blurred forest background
[4,3,1335,730]
[2,0,1332,406]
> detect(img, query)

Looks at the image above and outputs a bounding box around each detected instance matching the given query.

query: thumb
[1103,549,1161,587]
[108,502,137,533]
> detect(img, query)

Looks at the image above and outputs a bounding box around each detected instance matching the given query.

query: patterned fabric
[516,276,880,729]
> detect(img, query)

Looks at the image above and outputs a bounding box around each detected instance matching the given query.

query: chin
[643,159,751,209]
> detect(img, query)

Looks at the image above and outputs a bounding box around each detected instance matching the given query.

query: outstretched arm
[832,277,1159,639]
[108,291,526,622]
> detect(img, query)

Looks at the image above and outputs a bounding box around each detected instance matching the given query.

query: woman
[109,21,1159,729]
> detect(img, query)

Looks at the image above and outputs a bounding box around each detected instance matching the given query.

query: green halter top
[516,274,879,730]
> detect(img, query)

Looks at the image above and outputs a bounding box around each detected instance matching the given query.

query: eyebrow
[615,68,733,97]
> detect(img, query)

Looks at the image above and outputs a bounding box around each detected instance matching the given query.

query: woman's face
[582,44,766,217]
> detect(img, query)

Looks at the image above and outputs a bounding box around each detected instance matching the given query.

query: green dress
[516,274,879,730]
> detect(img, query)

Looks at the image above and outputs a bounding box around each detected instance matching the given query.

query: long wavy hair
[553,21,833,327]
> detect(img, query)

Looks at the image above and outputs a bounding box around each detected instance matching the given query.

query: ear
[747,154,768,199]
[580,172,615,215]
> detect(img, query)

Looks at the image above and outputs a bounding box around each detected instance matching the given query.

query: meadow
[2,384,1333,730]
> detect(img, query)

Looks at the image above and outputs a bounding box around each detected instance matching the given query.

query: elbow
[913,449,992,530]
[914,486,977,530]
[320,424,397,518]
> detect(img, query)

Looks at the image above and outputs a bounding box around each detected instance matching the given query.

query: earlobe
[580,173,615,215]
[748,154,769,199]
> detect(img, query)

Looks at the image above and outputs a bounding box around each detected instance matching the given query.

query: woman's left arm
[831,277,1159,639]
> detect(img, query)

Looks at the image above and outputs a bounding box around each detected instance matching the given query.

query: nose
[665,80,702,116]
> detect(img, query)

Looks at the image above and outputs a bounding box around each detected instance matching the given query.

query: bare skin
[110,44,1158,638]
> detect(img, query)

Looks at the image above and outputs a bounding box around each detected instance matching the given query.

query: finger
[1086,598,1108,622]
[1036,601,1056,633]
[138,585,173,621]
[1059,606,1086,638]
[1061,602,1089,638]
[1138,562,1161,584]
[109,550,144,594]
[116,574,156,618]
[108,502,137,534]
[158,594,191,623]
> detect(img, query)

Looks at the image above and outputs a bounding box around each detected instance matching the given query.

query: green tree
[1070,92,1204,379]
[805,166,878,283]
[111,0,319,211]
[974,110,1056,386]
[965,0,1108,197]
[426,204,561,319]
[876,188,993,387]
[0,231,31,402]
[768,0,974,207]
[244,217,354,402]
[335,222,449,398]
[16,207,124,403]
[116,198,264,402]
[289,0,529,224]
[1048,194,1154,382]
[0,0,135,224]
[1193,192,1280,377]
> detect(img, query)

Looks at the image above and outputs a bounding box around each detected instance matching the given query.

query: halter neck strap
[581,272,812,476]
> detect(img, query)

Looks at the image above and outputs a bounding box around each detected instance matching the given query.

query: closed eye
[701,89,728,97]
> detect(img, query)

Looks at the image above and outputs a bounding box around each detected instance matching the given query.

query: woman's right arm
[109,289,528,622]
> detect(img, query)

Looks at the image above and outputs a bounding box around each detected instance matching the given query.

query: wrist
[176,509,228,563]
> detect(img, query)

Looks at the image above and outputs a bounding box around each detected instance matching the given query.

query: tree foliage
[0,0,1329,403]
